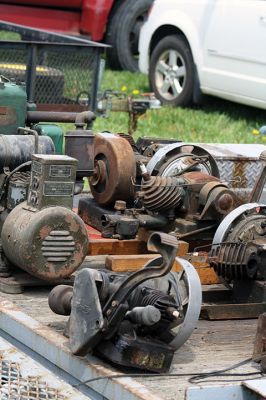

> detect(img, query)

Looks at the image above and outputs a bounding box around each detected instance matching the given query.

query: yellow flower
[121,85,127,92]
[132,89,140,95]
[252,129,259,135]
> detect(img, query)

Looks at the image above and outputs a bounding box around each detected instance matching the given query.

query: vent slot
[42,230,75,262]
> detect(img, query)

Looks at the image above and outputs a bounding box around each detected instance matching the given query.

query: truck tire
[106,0,153,72]
[105,0,125,70]
[149,35,194,106]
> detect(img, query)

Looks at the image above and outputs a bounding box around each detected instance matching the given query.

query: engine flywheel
[89,133,136,206]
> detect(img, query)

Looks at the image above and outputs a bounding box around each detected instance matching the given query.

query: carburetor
[0,154,89,281]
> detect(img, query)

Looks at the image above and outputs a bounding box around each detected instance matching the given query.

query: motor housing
[1,154,88,280]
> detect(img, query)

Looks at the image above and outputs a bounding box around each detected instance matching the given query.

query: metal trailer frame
[0,20,109,112]
[0,299,163,400]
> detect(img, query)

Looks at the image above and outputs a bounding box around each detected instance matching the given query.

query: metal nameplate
[49,165,72,178]
[32,161,42,174]
[43,181,74,196]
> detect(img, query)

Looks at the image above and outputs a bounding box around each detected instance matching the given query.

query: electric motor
[1,154,88,280]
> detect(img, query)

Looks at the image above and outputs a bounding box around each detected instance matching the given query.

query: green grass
[94,69,266,144]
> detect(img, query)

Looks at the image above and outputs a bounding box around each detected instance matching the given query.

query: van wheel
[149,35,194,106]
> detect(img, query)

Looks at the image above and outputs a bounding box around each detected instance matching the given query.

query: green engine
[0,75,64,153]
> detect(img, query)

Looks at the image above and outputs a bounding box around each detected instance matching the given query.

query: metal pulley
[89,133,136,205]
[146,142,220,178]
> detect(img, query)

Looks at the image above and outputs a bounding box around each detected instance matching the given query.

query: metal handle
[102,232,178,328]
[18,127,39,153]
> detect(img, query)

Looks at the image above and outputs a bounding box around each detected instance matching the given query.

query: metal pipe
[27,110,96,125]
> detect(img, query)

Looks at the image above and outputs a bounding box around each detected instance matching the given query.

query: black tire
[149,35,194,106]
[105,0,125,70]
[106,0,153,72]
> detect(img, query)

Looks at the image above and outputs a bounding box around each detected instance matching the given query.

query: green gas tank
[0,76,27,135]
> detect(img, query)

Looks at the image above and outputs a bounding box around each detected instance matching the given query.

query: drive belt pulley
[89,133,136,205]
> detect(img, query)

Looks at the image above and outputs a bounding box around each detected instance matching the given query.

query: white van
[139,0,266,108]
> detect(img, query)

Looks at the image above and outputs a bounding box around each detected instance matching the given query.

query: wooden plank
[105,254,160,272]
[171,252,219,285]
[104,246,220,285]
[184,253,220,284]
[201,303,266,320]
[86,221,219,284]
[105,241,189,272]
[88,238,148,256]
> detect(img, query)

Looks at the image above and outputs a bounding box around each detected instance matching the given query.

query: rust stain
[232,161,247,188]
[39,225,52,239]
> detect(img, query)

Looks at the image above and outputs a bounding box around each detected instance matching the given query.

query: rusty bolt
[106,309,112,316]
[111,300,118,307]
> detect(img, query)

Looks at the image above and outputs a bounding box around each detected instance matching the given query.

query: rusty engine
[49,231,202,373]
[0,132,89,281]
[78,132,238,245]
[49,129,266,371]
[76,132,266,299]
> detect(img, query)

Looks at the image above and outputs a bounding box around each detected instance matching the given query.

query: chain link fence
[0,40,104,112]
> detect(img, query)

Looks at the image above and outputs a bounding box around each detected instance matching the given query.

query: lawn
[95,69,266,144]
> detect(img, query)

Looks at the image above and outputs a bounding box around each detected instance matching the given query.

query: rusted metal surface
[141,175,183,211]
[0,135,54,173]
[27,110,96,124]
[1,155,89,281]
[250,151,266,202]
[0,299,163,400]
[1,203,89,280]
[65,128,95,179]
[49,234,201,374]
[0,289,261,400]
[0,106,16,125]
[89,133,136,205]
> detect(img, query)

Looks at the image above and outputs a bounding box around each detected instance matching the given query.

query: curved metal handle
[18,127,39,153]
[103,232,178,322]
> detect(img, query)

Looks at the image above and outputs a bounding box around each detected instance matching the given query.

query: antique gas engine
[78,133,238,247]
[49,231,202,372]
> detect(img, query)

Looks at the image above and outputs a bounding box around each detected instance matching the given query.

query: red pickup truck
[0,0,153,71]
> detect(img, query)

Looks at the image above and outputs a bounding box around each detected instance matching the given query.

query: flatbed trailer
[0,280,264,400]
